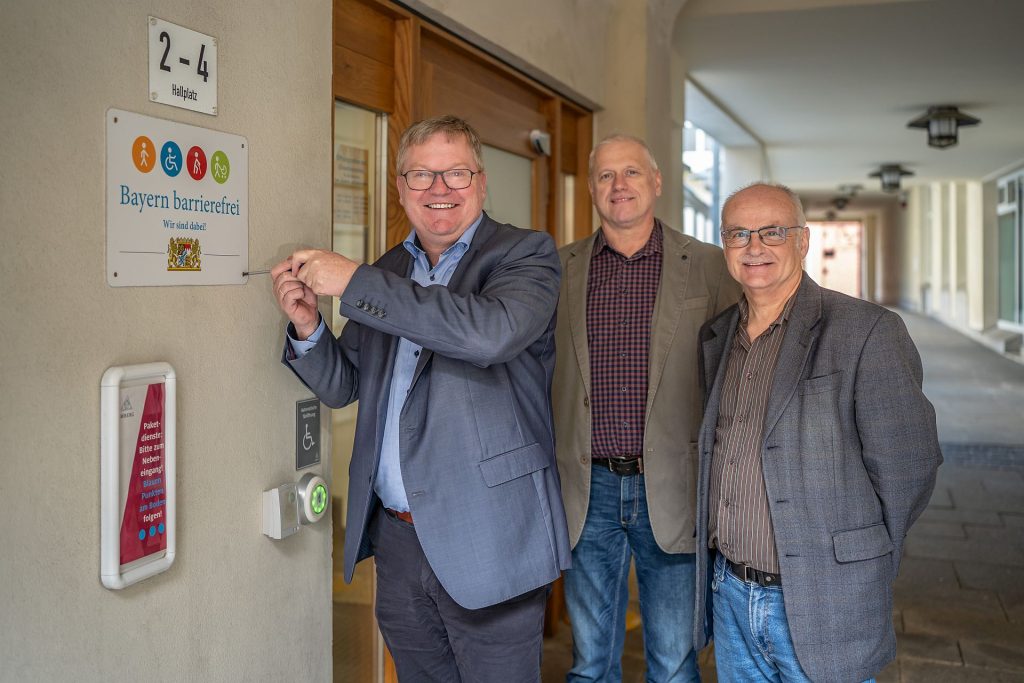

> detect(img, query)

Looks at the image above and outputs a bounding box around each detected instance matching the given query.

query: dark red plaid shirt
[587,223,663,459]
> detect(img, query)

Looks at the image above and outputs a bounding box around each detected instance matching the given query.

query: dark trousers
[369,506,550,683]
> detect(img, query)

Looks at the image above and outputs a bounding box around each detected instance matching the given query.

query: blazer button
[579,455,588,465]
[355,299,365,309]
[583,397,590,407]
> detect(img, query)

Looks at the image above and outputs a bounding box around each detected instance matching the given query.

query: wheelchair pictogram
[161,141,182,177]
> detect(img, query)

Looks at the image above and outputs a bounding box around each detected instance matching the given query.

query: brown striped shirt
[708,292,798,574]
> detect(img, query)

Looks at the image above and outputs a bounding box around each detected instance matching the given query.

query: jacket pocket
[798,371,840,396]
[479,442,550,487]
[833,523,894,563]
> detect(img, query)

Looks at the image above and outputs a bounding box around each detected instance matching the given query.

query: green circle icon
[311,484,328,515]
[210,150,231,184]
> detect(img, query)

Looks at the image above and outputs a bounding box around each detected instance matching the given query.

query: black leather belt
[593,456,643,476]
[726,558,782,587]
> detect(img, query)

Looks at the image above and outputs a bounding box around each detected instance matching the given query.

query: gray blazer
[283,214,572,610]
[553,222,739,552]
[693,275,942,683]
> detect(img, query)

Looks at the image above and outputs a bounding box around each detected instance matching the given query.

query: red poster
[119,383,167,565]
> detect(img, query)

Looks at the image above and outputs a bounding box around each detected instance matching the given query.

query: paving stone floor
[543,310,1024,682]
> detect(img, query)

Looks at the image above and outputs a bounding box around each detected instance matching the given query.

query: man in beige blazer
[553,134,739,682]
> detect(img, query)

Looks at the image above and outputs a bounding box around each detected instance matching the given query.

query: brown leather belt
[592,456,643,476]
[384,507,414,524]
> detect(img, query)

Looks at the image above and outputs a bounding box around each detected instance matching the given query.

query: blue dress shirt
[288,214,483,511]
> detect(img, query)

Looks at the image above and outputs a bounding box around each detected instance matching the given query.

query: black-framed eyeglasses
[720,225,804,248]
[400,168,480,191]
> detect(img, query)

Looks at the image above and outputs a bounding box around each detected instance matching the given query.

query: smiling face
[397,132,486,255]
[721,185,809,304]
[589,139,662,233]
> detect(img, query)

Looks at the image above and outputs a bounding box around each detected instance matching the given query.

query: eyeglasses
[721,225,804,248]
[400,168,479,191]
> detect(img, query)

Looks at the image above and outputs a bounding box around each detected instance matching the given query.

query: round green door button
[311,484,328,515]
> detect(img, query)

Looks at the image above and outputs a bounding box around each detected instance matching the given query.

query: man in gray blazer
[271,115,571,682]
[553,134,738,681]
[692,182,942,682]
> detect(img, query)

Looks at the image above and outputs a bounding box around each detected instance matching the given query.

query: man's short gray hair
[396,115,485,174]
[721,182,807,228]
[588,134,660,177]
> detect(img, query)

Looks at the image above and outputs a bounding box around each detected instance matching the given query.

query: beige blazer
[553,221,740,553]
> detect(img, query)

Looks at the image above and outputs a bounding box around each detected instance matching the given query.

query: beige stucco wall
[0,1,333,679]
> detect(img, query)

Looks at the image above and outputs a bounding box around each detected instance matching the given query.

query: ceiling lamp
[869,164,914,192]
[907,106,980,149]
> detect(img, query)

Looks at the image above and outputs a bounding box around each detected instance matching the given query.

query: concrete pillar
[863,213,877,302]
[947,182,960,321]
[901,186,924,311]
[966,181,984,330]
[930,182,946,316]
[599,0,687,230]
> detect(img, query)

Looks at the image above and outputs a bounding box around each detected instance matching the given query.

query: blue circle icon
[160,141,182,177]
[158,523,165,534]
[138,530,146,541]
[149,526,157,537]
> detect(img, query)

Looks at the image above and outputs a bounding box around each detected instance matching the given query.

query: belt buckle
[742,565,755,584]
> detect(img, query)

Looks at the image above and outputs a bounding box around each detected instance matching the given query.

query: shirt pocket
[478,442,550,487]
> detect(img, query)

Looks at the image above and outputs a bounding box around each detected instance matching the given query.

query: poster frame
[100,362,177,589]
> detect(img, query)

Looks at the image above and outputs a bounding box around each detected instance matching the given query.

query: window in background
[997,173,1021,325]
[683,121,721,245]
[805,221,863,299]
[481,144,534,229]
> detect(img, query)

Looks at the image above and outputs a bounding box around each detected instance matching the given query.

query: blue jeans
[564,465,699,682]
[711,553,875,683]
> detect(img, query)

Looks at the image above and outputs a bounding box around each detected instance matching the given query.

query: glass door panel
[481,144,534,229]
[332,99,386,683]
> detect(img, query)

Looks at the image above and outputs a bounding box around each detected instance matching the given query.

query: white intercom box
[262,473,328,539]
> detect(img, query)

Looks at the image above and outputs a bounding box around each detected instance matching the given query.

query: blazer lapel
[763,275,823,438]
[566,231,598,400]
[702,308,739,405]
[646,223,691,411]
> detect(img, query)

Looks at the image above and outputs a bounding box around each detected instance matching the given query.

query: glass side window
[683,121,721,244]
[331,99,386,683]
[481,144,534,229]
[997,173,1022,325]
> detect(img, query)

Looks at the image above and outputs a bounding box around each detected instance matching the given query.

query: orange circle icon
[132,136,156,173]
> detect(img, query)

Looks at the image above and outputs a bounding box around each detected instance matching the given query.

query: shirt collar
[402,213,484,261]
[737,279,801,329]
[593,220,664,260]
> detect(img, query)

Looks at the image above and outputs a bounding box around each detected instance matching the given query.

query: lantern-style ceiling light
[869,164,914,192]
[907,106,980,149]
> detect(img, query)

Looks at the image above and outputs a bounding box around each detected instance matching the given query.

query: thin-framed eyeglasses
[400,168,479,191]
[720,225,805,248]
